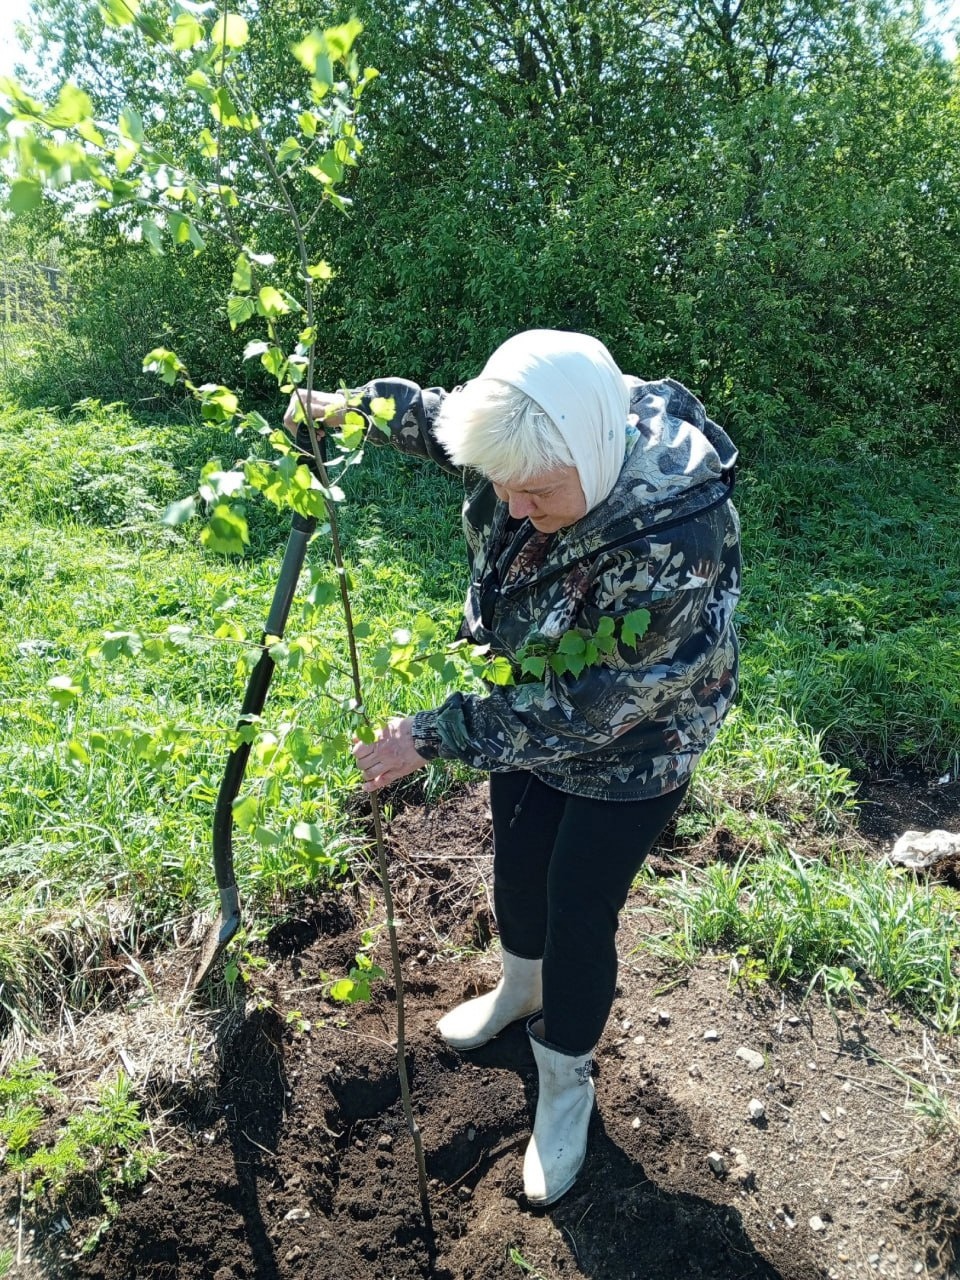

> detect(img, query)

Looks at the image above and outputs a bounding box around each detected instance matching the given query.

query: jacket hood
[561,377,738,555]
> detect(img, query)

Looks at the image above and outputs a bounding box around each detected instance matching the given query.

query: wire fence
[0,258,64,327]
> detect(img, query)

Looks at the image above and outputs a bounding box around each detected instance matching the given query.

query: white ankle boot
[436,949,542,1050]
[523,1017,595,1205]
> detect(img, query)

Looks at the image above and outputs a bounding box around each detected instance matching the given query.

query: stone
[890,828,960,870]
[377,1134,393,1151]
[707,1151,727,1175]
[703,1028,720,1041]
[748,1098,766,1121]
[810,1216,827,1232]
[631,1117,642,1130]
[284,1207,310,1222]
[689,1063,703,1079]
[736,1046,765,1071]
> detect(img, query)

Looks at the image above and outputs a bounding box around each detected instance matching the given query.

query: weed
[508,1246,548,1278]
[0,1062,156,1249]
[10,1072,155,1212]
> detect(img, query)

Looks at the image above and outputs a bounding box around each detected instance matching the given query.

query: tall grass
[737,456,960,771]
[640,849,960,1032]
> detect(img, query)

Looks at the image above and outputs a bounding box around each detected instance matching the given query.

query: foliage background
[4,0,959,462]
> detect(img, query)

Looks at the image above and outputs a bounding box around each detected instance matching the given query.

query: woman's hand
[352,716,428,791]
[283,389,346,438]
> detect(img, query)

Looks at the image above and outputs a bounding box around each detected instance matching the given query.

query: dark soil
[6,774,960,1280]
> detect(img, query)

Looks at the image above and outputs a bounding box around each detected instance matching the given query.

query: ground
[5,775,960,1280]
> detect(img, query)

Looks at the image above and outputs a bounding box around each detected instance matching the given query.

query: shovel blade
[190,887,241,991]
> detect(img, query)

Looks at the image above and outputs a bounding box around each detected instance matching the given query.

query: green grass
[737,455,960,771]
[639,848,960,1031]
[0,393,471,1019]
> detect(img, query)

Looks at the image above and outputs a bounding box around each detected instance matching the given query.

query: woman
[285,329,740,1205]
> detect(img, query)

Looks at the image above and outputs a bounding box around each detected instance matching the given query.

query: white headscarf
[479,329,630,512]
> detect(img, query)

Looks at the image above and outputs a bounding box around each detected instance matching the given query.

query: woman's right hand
[283,389,347,437]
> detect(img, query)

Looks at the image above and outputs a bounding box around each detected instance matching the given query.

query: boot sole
[524,1153,586,1207]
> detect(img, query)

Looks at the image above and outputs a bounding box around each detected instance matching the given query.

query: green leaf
[231,253,251,292]
[48,674,82,706]
[8,179,42,214]
[256,285,289,318]
[557,631,586,655]
[201,503,249,556]
[232,794,258,830]
[142,347,185,384]
[212,13,249,49]
[306,578,339,608]
[621,608,651,647]
[261,346,286,378]
[328,978,357,1002]
[171,12,203,49]
[197,386,240,424]
[276,136,301,166]
[299,111,318,137]
[98,0,140,28]
[162,495,198,526]
[197,127,217,157]
[67,739,90,766]
[119,105,144,142]
[293,821,326,852]
[46,83,95,127]
[101,630,144,659]
[185,68,211,92]
[211,86,243,128]
[242,340,269,361]
[140,217,162,253]
[486,656,515,686]
[325,17,363,59]
[227,295,256,329]
[199,460,245,498]
[307,152,344,186]
[520,655,547,679]
[306,260,334,280]
[293,30,333,82]
[116,142,140,173]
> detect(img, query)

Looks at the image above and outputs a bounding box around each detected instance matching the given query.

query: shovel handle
[210,436,326,957]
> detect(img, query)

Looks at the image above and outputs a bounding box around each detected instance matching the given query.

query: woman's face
[492,465,587,533]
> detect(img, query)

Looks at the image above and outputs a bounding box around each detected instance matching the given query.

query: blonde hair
[433,378,573,485]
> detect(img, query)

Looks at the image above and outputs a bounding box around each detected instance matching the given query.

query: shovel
[191,437,322,989]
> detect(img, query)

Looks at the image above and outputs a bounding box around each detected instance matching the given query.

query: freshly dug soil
[7,778,960,1280]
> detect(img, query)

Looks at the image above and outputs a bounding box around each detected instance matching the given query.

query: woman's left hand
[352,716,428,791]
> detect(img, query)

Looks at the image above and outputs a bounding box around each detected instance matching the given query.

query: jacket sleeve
[353,377,461,477]
[411,537,733,769]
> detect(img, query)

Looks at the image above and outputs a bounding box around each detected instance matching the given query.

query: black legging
[490,771,689,1055]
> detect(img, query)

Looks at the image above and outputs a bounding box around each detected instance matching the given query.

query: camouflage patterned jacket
[357,375,741,801]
